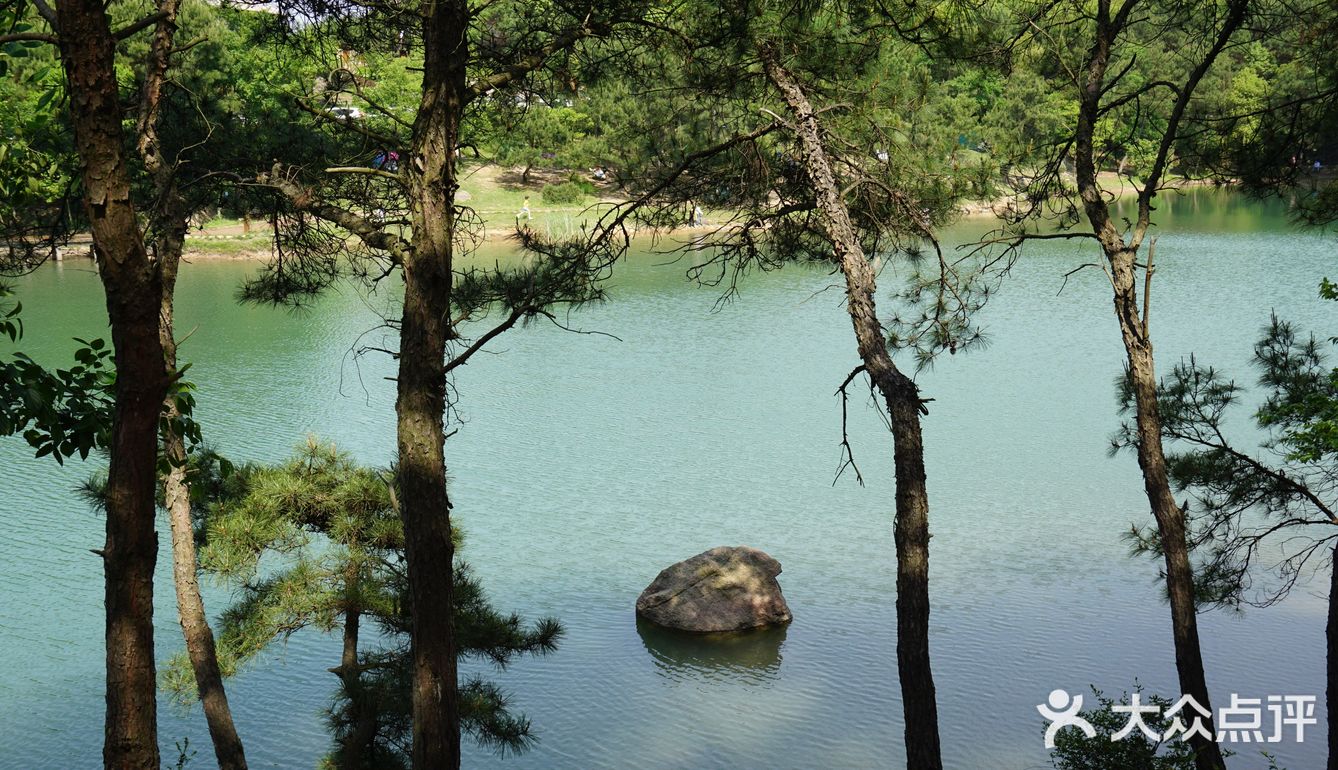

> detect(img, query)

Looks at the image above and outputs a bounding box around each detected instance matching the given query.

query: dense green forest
[1,0,1337,768]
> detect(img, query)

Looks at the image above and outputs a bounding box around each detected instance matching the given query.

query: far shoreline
[49,172,1244,263]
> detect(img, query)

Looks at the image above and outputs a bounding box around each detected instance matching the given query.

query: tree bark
[160,254,250,770]
[1329,542,1337,770]
[397,245,460,770]
[341,603,361,680]
[133,2,250,763]
[334,599,378,768]
[399,1,469,766]
[1119,314,1222,770]
[1070,8,1227,767]
[762,51,943,770]
[54,1,167,766]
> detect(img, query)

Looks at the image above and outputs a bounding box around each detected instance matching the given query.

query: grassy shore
[171,163,1231,259]
[180,163,620,259]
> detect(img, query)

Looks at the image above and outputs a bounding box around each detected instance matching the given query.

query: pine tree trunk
[885,383,939,770]
[54,1,167,766]
[162,446,248,770]
[99,262,164,770]
[134,2,249,762]
[1071,22,1226,768]
[335,602,378,768]
[762,51,943,770]
[341,604,360,684]
[400,1,469,766]
[397,264,460,770]
[99,260,164,770]
[1119,313,1222,770]
[160,251,249,770]
[1328,542,1337,770]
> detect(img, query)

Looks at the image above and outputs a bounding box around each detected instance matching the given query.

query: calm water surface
[0,190,1333,769]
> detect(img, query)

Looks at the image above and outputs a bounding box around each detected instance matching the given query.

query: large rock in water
[636,546,792,633]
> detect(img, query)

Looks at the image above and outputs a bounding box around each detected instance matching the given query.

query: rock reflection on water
[636,617,788,684]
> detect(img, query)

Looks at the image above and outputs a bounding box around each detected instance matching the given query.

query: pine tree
[165,438,562,769]
[1116,307,1338,769]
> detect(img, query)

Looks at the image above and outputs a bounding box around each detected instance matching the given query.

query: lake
[0,189,1332,769]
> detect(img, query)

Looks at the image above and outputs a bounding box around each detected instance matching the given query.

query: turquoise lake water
[0,189,1333,769]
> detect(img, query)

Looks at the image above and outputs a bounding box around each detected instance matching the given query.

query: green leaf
[34,87,55,112]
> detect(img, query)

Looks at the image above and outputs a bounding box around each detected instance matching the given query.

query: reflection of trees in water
[636,617,788,684]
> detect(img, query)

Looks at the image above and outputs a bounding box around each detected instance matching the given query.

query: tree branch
[295,99,400,148]
[1131,0,1248,248]
[589,121,781,242]
[443,307,528,374]
[258,164,411,265]
[113,11,169,41]
[0,32,57,45]
[834,364,868,487]
[1170,424,1338,524]
[467,19,604,101]
[1141,236,1155,337]
[325,166,403,182]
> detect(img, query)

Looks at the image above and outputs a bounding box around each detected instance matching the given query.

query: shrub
[540,181,583,204]
[541,177,595,205]
[567,174,597,196]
